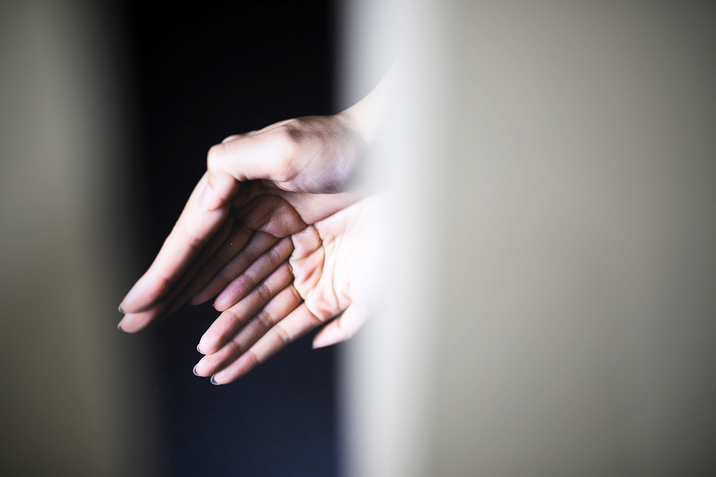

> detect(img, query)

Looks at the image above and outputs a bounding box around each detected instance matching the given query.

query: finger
[117,299,168,333]
[150,215,237,316]
[229,180,268,209]
[198,261,294,355]
[202,126,297,211]
[189,230,278,307]
[312,304,368,349]
[193,284,302,377]
[210,303,323,384]
[180,223,253,306]
[221,134,242,143]
[190,194,305,305]
[118,215,234,331]
[213,237,294,311]
[237,194,307,238]
[272,190,364,224]
[120,173,230,313]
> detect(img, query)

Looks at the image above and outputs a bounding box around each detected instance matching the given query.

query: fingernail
[199,184,214,211]
[193,365,200,376]
[117,320,124,331]
[118,303,125,313]
[197,344,204,354]
[210,375,221,385]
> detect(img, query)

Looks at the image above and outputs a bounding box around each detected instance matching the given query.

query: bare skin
[116,114,367,332]
[193,196,381,384]
[118,71,392,381]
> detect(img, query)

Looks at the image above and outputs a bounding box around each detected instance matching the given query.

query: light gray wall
[341,2,716,476]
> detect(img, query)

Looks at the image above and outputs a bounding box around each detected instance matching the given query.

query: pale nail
[210,375,220,385]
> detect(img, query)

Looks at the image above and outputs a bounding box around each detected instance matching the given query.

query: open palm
[193,196,381,384]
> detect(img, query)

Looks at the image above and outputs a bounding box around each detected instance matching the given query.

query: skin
[116,116,366,333]
[118,71,393,382]
[194,196,381,384]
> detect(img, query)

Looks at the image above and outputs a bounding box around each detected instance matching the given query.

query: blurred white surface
[340,2,716,476]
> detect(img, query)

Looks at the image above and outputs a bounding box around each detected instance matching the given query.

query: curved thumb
[312,304,368,349]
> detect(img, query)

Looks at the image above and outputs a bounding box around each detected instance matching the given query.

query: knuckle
[223,308,242,329]
[273,324,292,347]
[266,246,282,267]
[206,143,226,169]
[272,126,301,179]
[255,281,272,303]
[227,338,243,358]
[243,349,261,367]
[178,226,203,251]
[255,309,274,330]
[237,273,255,295]
[222,134,241,144]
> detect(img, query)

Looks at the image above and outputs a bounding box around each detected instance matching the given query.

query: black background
[120,1,339,475]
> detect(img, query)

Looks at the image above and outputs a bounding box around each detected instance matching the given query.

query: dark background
[120,2,339,475]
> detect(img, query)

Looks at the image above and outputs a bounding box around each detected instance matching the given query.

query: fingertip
[197,337,217,356]
[115,304,164,334]
[119,276,161,314]
[213,297,229,312]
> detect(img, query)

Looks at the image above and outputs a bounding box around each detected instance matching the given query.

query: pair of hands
[118,114,381,384]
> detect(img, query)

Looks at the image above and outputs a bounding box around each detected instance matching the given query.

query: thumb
[312,304,368,349]
[200,141,240,211]
[201,128,297,211]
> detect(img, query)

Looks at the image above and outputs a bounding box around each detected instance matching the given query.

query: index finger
[119,173,231,314]
[201,125,297,211]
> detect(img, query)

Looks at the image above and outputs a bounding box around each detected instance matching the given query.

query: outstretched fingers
[197,261,294,355]
[175,223,250,301]
[193,284,302,378]
[191,193,308,309]
[213,237,294,311]
[190,231,278,308]
[119,174,230,314]
[118,213,235,332]
[208,302,326,384]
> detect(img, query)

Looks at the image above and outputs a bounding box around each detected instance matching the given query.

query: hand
[116,114,367,331]
[118,71,392,326]
[193,195,383,384]
[117,178,360,332]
